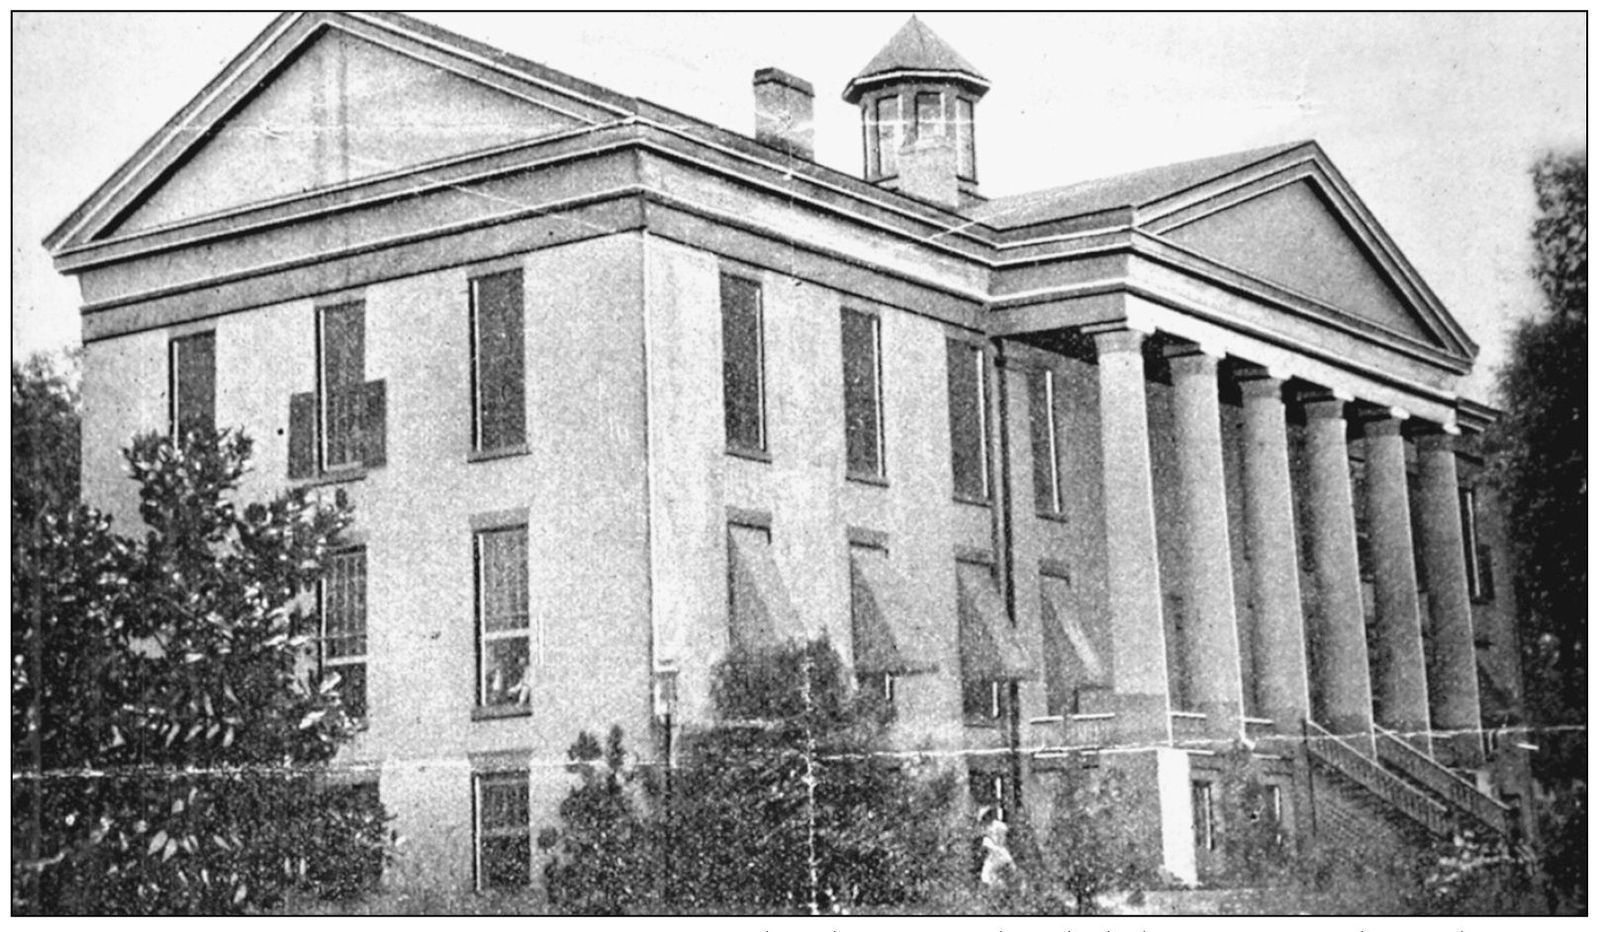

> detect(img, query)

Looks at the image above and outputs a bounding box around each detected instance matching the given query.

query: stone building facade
[48,12,1534,893]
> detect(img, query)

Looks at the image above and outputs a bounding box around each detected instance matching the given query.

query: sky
[10,11,1587,403]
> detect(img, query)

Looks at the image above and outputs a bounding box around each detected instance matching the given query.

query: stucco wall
[79,232,653,891]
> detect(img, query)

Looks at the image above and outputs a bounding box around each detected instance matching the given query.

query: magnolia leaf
[298,710,326,730]
[234,885,247,905]
[148,830,168,855]
[162,837,178,861]
[171,798,185,814]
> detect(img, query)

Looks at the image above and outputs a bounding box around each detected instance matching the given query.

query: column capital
[1357,404,1411,437]
[1090,327,1147,356]
[1410,423,1463,447]
[1162,341,1226,376]
[1234,364,1291,400]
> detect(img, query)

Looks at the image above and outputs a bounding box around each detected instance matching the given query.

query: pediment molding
[1134,143,1475,363]
[45,12,628,254]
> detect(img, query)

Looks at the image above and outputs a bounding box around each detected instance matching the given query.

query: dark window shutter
[362,379,387,468]
[289,391,317,479]
[840,309,881,477]
[472,270,526,451]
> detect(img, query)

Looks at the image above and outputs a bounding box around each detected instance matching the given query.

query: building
[48,12,1535,895]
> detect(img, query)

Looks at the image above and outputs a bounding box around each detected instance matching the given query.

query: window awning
[957,563,1034,680]
[728,526,803,651]
[850,549,938,675]
[1041,577,1106,684]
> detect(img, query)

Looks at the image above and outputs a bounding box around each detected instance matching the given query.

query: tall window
[289,302,385,480]
[841,308,884,480]
[873,96,901,178]
[320,302,366,470]
[947,339,989,501]
[470,269,527,453]
[476,526,531,708]
[320,547,368,720]
[169,331,216,439]
[473,771,530,890]
[915,92,943,141]
[956,98,976,179]
[721,273,766,455]
[1029,369,1062,515]
[963,678,1006,721]
[1192,780,1217,852]
[1460,487,1491,602]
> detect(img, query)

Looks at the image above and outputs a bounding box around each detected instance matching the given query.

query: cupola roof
[842,16,989,103]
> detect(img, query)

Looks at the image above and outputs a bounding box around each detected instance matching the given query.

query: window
[1029,369,1063,515]
[470,269,527,454]
[289,302,386,480]
[1192,780,1217,852]
[956,98,976,179]
[1460,487,1491,602]
[321,301,366,470]
[946,339,989,501]
[169,331,216,439]
[721,274,766,455]
[476,526,531,709]
[963,678,1007,720]
[875,671,896,705]
[1351,452,1374,582]
[320,547,368,720]
[473,771,530,890]
[841,308,884,480]
[873,96,901,177]
[915,92,943,141]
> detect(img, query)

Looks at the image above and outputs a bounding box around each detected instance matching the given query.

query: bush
[539,638,971,914]
[11,429,390,913]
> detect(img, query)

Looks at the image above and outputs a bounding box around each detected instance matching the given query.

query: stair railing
[1304,719,1456,837]
[1374,727,1512,838]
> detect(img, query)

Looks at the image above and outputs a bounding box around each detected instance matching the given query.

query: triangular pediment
[111,28,584,235]
[49,13,630,252]
[1163,178,1432,342]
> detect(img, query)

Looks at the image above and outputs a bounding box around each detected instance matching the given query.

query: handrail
[1305,720,1456,838]
[1374,727,1512,838]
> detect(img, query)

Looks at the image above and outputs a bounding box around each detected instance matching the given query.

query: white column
[1165,345,1244,739]
[1093,326,1171,745]
[1415,429,1483,766]
[1361,409,1433,749]
[1299,394,1375,745]
[1235,369,1311,733]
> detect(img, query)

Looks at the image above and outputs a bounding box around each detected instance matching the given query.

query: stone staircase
[1303,720,1518,843]
[1373,726,1515,841]
[1303,720,1456,838]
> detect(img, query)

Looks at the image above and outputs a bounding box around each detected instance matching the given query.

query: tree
[12,350,82,526]
[540,638,971,914]
[1488,151,1585,910]
[539,726,658,913]
[11,427,389,914]
[1040,764,1154,914]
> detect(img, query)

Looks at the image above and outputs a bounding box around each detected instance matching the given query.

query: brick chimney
[895,135,959,209]
[753,67,814,160]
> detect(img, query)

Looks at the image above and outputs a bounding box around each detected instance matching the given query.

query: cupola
[842,16,990,207]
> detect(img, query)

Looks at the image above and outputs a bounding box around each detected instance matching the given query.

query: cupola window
[872,96,901,178]
[956,98,976,179]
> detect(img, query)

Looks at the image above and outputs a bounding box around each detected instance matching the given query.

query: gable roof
[843,16,989,102]
[962,142,1303,229]
[44,11,636,253]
